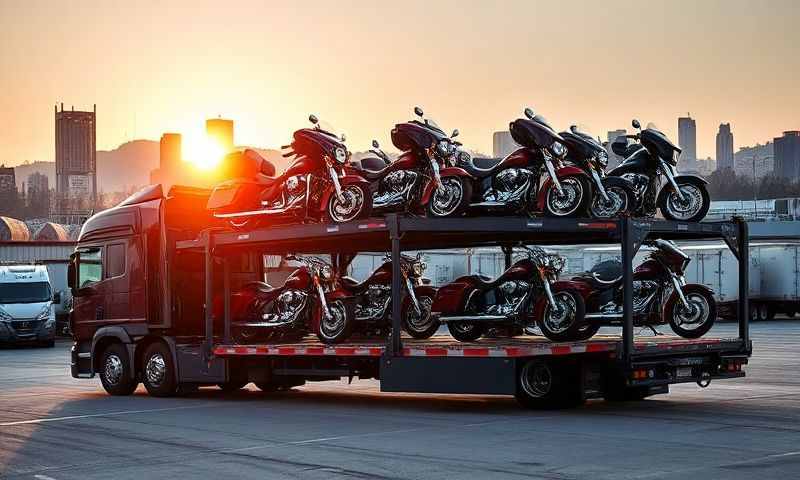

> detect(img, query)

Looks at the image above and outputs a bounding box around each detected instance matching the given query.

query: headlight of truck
[0,310,11,322]
[37,307,54,326]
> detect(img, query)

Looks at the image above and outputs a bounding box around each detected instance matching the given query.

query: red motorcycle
[568,239,717,340]
[207,115,372,228]
[348,107,472,218]
[221,254,338,344]
[432,246,591,342]
[448,108,593,217]
[315,253,439,344]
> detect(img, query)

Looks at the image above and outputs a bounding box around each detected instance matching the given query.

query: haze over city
[2,0,799,166]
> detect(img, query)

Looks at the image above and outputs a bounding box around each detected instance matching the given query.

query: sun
[184,134,226,171]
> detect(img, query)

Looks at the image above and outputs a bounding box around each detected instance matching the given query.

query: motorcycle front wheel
[402,294,439,339]
[658,179,710,222]
[316,299,355,344]
[426,177,472,218]
[327,184,372,224]
[543,176,589,218]
[590,184,633,219]
[665,286,716,338]
[447,321,486,342]
[537,288,587,342]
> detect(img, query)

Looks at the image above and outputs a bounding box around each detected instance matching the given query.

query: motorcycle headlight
[436,139,451,157]
[412,262,424,277]
[597,150,608,168]
[320,265,333,281]
[334,147,347,164]
[550,141,567,158]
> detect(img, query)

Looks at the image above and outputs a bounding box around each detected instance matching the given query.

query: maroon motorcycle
[207,115,372,228]
[315,253,439,344]
[449,108,594,217]
[568,239,717,340]
[347,107,472,218]
[432,246,591,342]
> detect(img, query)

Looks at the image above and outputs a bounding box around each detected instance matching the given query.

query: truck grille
[11,320,42,335]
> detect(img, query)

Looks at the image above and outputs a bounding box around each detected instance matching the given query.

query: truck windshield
[0,282,52,303]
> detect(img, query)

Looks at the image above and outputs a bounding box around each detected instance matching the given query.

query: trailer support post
[736,218,750,349]
[388,214,403,357]
[621,217,634,366]
[204,231,214,363]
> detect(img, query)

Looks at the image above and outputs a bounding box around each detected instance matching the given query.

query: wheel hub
[544,293,576,333]
[145,353,166,386]
[667,184,703,220]
[548,178,583,215]
[104,354,123,386]
[431,179,463,216]
[331,187,364,222]
[520,362,552,398]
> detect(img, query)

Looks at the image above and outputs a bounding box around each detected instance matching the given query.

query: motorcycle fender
[536,166,591,210]
[420,167,474,205]
[431,282,472,315]
[317,174,370,212]
[601,175,636,191]
[659,174,708,193]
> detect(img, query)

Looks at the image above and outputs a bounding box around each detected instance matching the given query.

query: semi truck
[68,185,751,407]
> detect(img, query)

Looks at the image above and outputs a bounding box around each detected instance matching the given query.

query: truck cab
[69,184,216,394]
[0,263,58,347]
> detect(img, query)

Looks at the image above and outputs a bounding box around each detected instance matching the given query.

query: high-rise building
[734,142,773,179]
[678,114,697,171]
[492,131,518,158]
[150,133,183,188]
[206,117,235,153]
[55,103,96,203]
[774,131,800,180]
[607,129,627,168]
[0,166,17,216]
[715,123,734,171]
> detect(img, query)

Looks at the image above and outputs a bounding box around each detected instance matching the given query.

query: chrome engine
[262,175,307,212]
[482,168,533,203]
[261,289,308,325]
[374,171,418,208]
[598,280,659,314]
[484,280,530,316]
[355,284,392,320]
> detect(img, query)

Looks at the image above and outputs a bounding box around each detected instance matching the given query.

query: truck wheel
[515,359,582,409]
[99,343,138,396]
[141,342,178,397]
[753,303,768,322]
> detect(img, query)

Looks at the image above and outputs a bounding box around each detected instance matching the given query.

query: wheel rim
[520,362,552,398]
[329,186,365,223]
[145,353,166,387]
[591,186,627,218]
[674,293,710,330]
[546,177,584,216]
[666,183,704,220]
[320,301,347,339]
[405,296,434,333]
[543,292,578,334]
[104,354,123,386]
[429,178,464,217]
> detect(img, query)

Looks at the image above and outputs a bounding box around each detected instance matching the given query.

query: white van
[0,264,58,347]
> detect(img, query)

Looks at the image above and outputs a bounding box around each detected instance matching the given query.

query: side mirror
[570,125,578,133]
[53,291,61,304]
[524,107,535,120]
[451,129,459,138]
[632,119,641,129]
[372,139,380,149]
[67,253,78,292]
[414,106,424,117]
[309,114,319,125]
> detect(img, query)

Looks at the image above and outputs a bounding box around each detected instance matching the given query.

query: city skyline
[2,0,799,167]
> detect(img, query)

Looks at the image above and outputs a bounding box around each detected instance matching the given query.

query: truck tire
[753,303,768,322]
[141,342,178,397]
[99,343,138,396]
[514,359,583,409]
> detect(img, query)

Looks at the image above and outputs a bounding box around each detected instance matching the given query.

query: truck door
[70,247,104,338]
[104,242,131,323]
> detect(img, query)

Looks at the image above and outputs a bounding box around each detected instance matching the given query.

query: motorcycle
[607,119,710,222]
[559,125,636,218]
[207,115,372,228]
[569,239,717,339]
[431,246,590,342]
[316,253,439,344]
[225,254,339,344]
[452,108,592,217]
[348,107,470,218]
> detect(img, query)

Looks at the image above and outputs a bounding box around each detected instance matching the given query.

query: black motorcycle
[559,125,636,218]
[608,120,710,222]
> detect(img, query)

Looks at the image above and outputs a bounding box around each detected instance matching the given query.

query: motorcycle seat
[352,161,394,182]
[237,281,284,304]
[464,154,514,178]
[358,157,390,172]
[341,275,373,294]
[468,274,505,290]
[575,260,623,290]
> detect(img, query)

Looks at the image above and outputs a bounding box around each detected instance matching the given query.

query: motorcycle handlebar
[282,150,296,158]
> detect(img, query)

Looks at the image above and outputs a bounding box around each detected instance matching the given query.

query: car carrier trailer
[69,186,751,407]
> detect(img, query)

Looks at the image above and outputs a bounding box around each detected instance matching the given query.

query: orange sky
[1,0,798,165]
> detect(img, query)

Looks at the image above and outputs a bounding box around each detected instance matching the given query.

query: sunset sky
[1,0,798,166]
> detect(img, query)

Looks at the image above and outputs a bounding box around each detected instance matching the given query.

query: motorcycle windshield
[411,117,448,139]
[641,123,681,164]
[315,119,346,143]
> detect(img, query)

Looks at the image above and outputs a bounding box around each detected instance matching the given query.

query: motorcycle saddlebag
[206,180,263,212]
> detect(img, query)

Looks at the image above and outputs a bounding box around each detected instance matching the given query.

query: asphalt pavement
[1,320,799,480]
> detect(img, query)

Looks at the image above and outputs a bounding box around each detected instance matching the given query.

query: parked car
[0,264,59,347]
